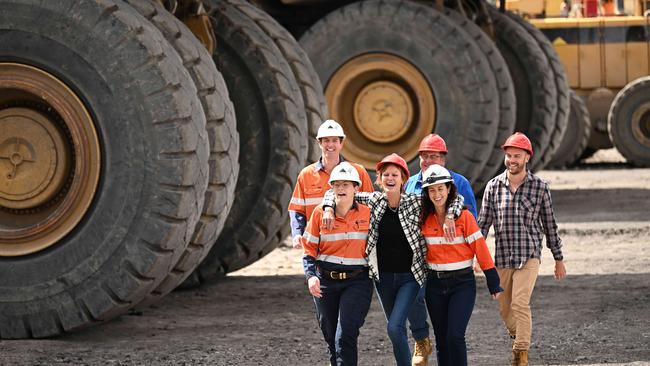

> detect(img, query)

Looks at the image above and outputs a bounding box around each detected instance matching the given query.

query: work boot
[412,337,432,366]
[511,349,520,366]
[516,350,529,366]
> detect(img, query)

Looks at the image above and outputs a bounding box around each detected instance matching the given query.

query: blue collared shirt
[405,170,478,219]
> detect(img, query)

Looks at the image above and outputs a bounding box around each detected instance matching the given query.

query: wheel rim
[631,101,650,148]
[326,53,435,169]
[0,63,100,256]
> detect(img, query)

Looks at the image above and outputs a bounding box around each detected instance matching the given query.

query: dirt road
[2,150,650,365]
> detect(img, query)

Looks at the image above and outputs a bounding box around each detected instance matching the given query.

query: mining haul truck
[505,0,650,168]
[1,0,573,338]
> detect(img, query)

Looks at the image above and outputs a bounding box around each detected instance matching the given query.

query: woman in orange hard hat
[322,153,464,366]
[301,161,373,366]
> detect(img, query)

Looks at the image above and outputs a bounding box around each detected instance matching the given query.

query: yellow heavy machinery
[505,0,650,167]
[1,0,574,338]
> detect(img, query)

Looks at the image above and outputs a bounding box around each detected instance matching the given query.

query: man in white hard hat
[288,119,374,249]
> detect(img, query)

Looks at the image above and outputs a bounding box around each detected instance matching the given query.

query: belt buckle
[329,271,341,280]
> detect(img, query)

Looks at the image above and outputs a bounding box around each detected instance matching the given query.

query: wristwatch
[445,214,454,220]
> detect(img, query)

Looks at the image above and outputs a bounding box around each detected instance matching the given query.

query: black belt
[429,267,473,279]
[320,268,366,280]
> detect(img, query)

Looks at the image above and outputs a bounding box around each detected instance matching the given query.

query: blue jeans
[407,286,430,340]
[425,272,476,366]
[375,272,422,366]
[314,272,373,366]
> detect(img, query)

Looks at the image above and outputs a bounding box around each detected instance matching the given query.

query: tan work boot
[511,349,520,366]
[412,337,432,366]
[516,350,529,366]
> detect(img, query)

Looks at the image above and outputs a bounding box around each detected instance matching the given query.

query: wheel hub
[0,108,70,210]
[0,63,100,256]
[326,53,435,169]
[631,102,650,147]
[354,81,413,143]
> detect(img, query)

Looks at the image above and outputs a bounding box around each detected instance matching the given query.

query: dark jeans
[407,286,430,340]
[425,272,476,366]
[314,272,373,366]
[375,272,422,366]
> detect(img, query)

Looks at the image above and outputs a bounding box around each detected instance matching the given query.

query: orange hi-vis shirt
[301,205,371,267]
[288,160,374,229]
[422,210,496,271]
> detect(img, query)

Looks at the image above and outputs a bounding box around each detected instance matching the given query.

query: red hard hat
[418,134,448,153]
[376,153,410,181]
[501,132,533,156]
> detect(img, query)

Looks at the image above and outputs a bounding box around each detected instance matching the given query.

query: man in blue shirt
[404,134,477,217]
[404,133,478,366]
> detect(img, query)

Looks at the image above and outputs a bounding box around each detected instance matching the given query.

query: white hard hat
[422,164,454,188]
[328,162,361,185]
[316,119,346,139]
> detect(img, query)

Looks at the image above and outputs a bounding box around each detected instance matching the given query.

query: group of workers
[288,120,566,366]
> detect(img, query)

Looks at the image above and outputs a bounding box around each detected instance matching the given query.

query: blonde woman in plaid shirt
[478,133,567,366]
[323,153,463,366]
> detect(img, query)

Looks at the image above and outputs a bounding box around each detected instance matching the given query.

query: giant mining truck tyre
[504,10,571,171]
[213,0,327,273]
[122,0,239,304]
[219,0,326,165]
[0,0,209,338]
[488,7,557,170]
[186,0,308,283]
[608,76,650,167]
[299,0,500,183]
[548,91,592,169]
[442,8,516,192]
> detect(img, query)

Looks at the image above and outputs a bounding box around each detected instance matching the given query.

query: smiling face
[331,180,358,206]
[419,151,446,172]
[504,146,530,175]
[319,136,343,160]
[379,165,405,193]
[427,183,450,211]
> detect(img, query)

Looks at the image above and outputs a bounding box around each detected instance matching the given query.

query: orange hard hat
[418,134,448,153]
[376,153,410,181]
[502,132,533,156]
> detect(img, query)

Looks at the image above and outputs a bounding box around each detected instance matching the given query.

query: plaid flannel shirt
[478,171,563,269]
[323,191,463,286]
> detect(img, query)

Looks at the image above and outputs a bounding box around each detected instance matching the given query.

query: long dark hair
[419,182,459,227]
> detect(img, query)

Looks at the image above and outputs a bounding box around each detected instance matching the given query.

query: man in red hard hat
[404,133,477,366]
[477,132,567,366]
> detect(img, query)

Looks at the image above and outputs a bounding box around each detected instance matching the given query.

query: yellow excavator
[504,0,650,167]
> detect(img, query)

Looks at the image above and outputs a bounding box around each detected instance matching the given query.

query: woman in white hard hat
[301,161,372,366]
[322,154,464,366]
[419,164,503,366]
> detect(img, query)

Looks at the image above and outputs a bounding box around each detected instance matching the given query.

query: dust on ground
[1,149,649,365]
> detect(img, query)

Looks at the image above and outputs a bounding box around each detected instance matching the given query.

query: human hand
[491,292,500,300]
[308,276,322,298]
[554,260,566,280]
[443,217,456,242]
[292,235,302,249]
[473,262,482,273]
[322,207,335,229]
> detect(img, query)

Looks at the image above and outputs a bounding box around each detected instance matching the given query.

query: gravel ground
[1,149,649,365]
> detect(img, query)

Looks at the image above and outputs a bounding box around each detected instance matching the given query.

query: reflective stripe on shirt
[321,232,368,242]
[427,259,473,271]
[317,254,368,266]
